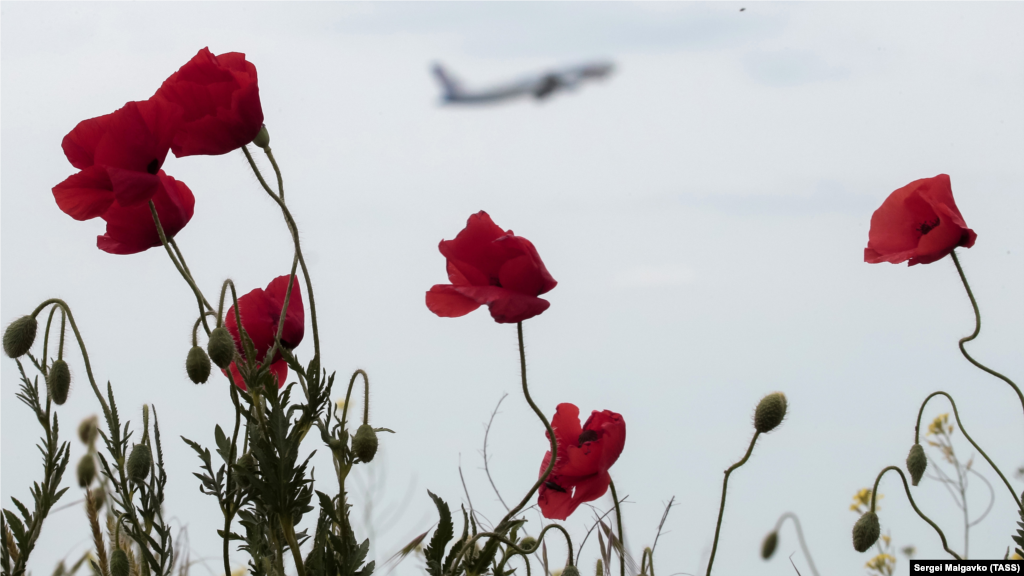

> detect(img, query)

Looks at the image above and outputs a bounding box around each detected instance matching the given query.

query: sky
[2,2,1024,575]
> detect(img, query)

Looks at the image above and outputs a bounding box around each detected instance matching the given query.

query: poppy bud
[754,392,787,434]
[563,566,580,576]
[761,531,778,559]
[47,360,71,405]
[233,452,256,489]
[186,345,212,384]
[519,536,537,551]
[77,455,96,487]
[595,560,604,576]
[78,416,99,446]
[92,485,106,511]
[852,511,880,552]
[253,124,270,148]
[353,424,378,462]
[906,443,927,486]
[127,444,152,483]
[3,315,38,358]
[110,549,130,576]
[207,327,236,369]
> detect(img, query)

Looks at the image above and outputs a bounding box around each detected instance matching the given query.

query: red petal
[425,285,482,318]
[52,166,114,221]
[496,236,557,296]
[548,403,583,462]
[438,211,508,281]
[96,172,194,255]
[223,359,288,391]
[264,275,305,349]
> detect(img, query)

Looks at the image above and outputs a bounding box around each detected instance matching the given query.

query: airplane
[432,61,614,105]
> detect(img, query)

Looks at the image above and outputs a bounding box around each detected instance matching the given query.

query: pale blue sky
[2,2,1023,574]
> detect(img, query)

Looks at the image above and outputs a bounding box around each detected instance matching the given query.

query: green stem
[265,147,285,201]
[280,515,307,576]
[608,480,625,576]
[29,299,110,420]
[869,466,961,559]
[706,431,760,576]
[40,305,62,377]
[223,384,244,576]
[148,201,213,336]
[455,524,574,576]
[949,250,1024,427]
[241,145,320,361]
[913,391,1020,508]
[772,512,819,576]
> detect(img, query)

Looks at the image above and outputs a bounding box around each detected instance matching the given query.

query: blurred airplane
[432,61,614,105]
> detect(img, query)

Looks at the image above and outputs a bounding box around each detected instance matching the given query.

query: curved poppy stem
[771,512,819,576]
[706,431,760,576]
[192,312,217,347]
[949,250,1024,428]
[869,466,961,559]
[453,523,574,576]
[29,299,109,419]
[608,480,625,576]
[241,145,321,362]
[148,201,213,336]
[913,391,1019,508]
[501,322,558,525]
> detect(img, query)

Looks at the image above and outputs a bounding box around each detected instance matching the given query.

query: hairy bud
[186,345,212,384]
[110,549,130,576]
[761,531,778,559]
[78,415,99,446]
[906,443,927,486]
[754,392,787,433]
[519,536,537,552]
[77,455,96,488]
[4,315,37,358]
[253,124,271,148]
[595,560,604,576]
[233,452,256,490]
[563,566,580,576]
[47,359,71,405]
[852,511,880,552]
[207,327,236,370]
[127,444,152,484]
[353,424,379,462]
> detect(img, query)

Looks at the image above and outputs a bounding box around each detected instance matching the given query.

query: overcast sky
[3,2,1024,575]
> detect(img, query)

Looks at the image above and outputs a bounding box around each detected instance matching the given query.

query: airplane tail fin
[432,63,463,101]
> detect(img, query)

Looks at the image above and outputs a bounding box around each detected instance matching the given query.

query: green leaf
[425,491,454,576]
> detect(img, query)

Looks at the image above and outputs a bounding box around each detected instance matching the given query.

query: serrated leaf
[425,491,454,576]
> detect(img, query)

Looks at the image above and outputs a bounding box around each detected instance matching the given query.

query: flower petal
[52,166,115,221]
[96,172,194,255]
[264,275,305,349]
[426,285,482,318]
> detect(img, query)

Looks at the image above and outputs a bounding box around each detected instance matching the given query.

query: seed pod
[127,444,152,484]
[78,415,99,446]
[761,531,778,559]
[207,326,236,370]
[352,424,379,462]
[519,536,537,552]
[906,443,927,486]
[563,566,580,576]
[754,392,787,434]
[186,345,212,384]
[110,549,130,576]
[77,455,96,488]
[3,315,37,358]
[47,360,71,405]
[252,124,271,148]
[852,511,880,552]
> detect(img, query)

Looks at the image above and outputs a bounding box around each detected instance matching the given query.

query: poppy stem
[504,322,559,524]
[192,312,217,347]
[705,431,759,576]
[241,145,321,362]
[608,480,625,576]
[913,391,1019,508]
[148,201,213,336]
[949,250,1024,429]
[869,466,961,559]
[771,513,819,576]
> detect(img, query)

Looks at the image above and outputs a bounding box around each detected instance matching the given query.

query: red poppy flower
[56,98,183,210]
[155,47,264,157]
[223,275,304,390]
[537,403,626,521]
[426,211,557,324]
[864,174,977,266]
